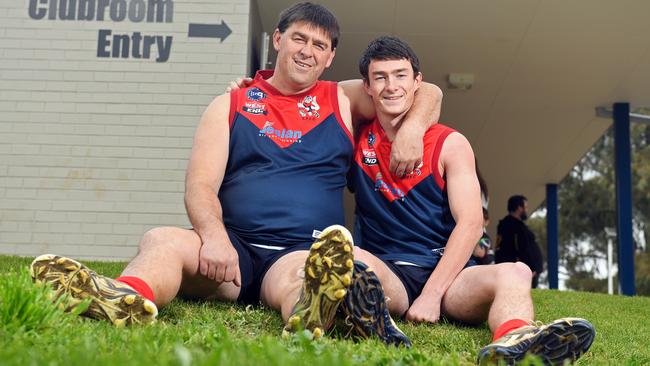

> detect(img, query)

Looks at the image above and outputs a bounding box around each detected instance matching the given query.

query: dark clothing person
[495,215,544,288]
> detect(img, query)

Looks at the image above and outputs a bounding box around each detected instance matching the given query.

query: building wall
[0,0,251,260]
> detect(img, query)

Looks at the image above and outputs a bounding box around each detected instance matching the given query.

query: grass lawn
[1,254,649,365]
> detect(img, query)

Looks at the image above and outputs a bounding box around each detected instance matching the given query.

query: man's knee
[138,226,190,254]
[353,247,373,261]
[350,247,409,316]
[496,262,533,285]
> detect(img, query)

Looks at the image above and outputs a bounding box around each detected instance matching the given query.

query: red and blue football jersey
[349,120,457,268]
[220,70,353,246]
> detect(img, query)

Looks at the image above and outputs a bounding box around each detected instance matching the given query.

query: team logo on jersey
[362,149,377,166]
[259,121,303,143]
[247,88,267,101]
[374,172,405,201]
[368,132,376,147]
[298,95,320,119]
[242,102,267,115]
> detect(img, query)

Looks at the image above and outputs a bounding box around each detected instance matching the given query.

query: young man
[30,3,440,340]
[346,36,595,364]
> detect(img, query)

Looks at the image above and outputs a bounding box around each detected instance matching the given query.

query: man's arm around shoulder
[338,79,443,176]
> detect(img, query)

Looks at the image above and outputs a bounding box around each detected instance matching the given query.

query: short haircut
[507,195,527,213]
[277,2,340,50]
[359,36,420,82]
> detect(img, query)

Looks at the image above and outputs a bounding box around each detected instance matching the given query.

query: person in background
[471,208,494,265]
[471,162,493,265]
[496,195,544,288]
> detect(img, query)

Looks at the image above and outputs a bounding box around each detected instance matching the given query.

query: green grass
[1,255,648,365]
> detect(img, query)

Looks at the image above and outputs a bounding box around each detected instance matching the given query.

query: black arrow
[188,20,232,42]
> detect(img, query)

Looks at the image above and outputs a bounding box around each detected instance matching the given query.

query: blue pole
[546,184,558,289]
[613,102,635,296]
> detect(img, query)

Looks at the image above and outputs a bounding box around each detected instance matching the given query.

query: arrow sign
[188,20,232,42]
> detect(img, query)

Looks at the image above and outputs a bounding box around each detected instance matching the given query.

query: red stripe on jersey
[238,70,342,149]
[329,82,353,144]
[430,128,455,191]
[354,121,456,202]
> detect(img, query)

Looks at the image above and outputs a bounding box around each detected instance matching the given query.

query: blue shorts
[380,252,477,306]
[227,229,311,304]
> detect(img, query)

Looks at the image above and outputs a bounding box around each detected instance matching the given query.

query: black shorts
[227,229,311,304]
[380,252,477,306]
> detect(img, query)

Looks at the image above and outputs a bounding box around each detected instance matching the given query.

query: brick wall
[0,0,251,260]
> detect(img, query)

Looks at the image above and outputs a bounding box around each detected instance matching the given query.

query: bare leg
[470,263,595,365]
[352,247,410,317]
[261,225,355,337]
[261,246,411,319]
[121,226,240,307]
[259,250,308,321]
[441,262,534,331]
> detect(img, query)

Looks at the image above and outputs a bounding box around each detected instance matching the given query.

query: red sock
[493,319,530,341]
[116,276,155,303]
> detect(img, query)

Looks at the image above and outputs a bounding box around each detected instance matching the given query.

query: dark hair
[483,207,489,221]
[277,2,340,50]
[359,36,420,82]
[507,195,527,213]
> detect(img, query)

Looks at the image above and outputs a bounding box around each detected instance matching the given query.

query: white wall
[0,0,251,260]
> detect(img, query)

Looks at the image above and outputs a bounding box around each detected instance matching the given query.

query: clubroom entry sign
[27,0,232,62]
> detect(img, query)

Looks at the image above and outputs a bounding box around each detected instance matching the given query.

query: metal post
[608,237,614,294]
[546,184,558,289]
[604,227,616,295]
[613,102,636,296]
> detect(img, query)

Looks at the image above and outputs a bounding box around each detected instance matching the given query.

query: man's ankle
[115,276,155,302]
[492,319,530,341]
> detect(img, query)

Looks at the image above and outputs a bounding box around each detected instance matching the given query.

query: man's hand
[405,294,442,323]
[390,124,425,177]
[198,238,241,287]
[225,77,253,93]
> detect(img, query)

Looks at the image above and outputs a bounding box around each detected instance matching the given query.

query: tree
[529,122,650,295]
[635,250,650,295]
